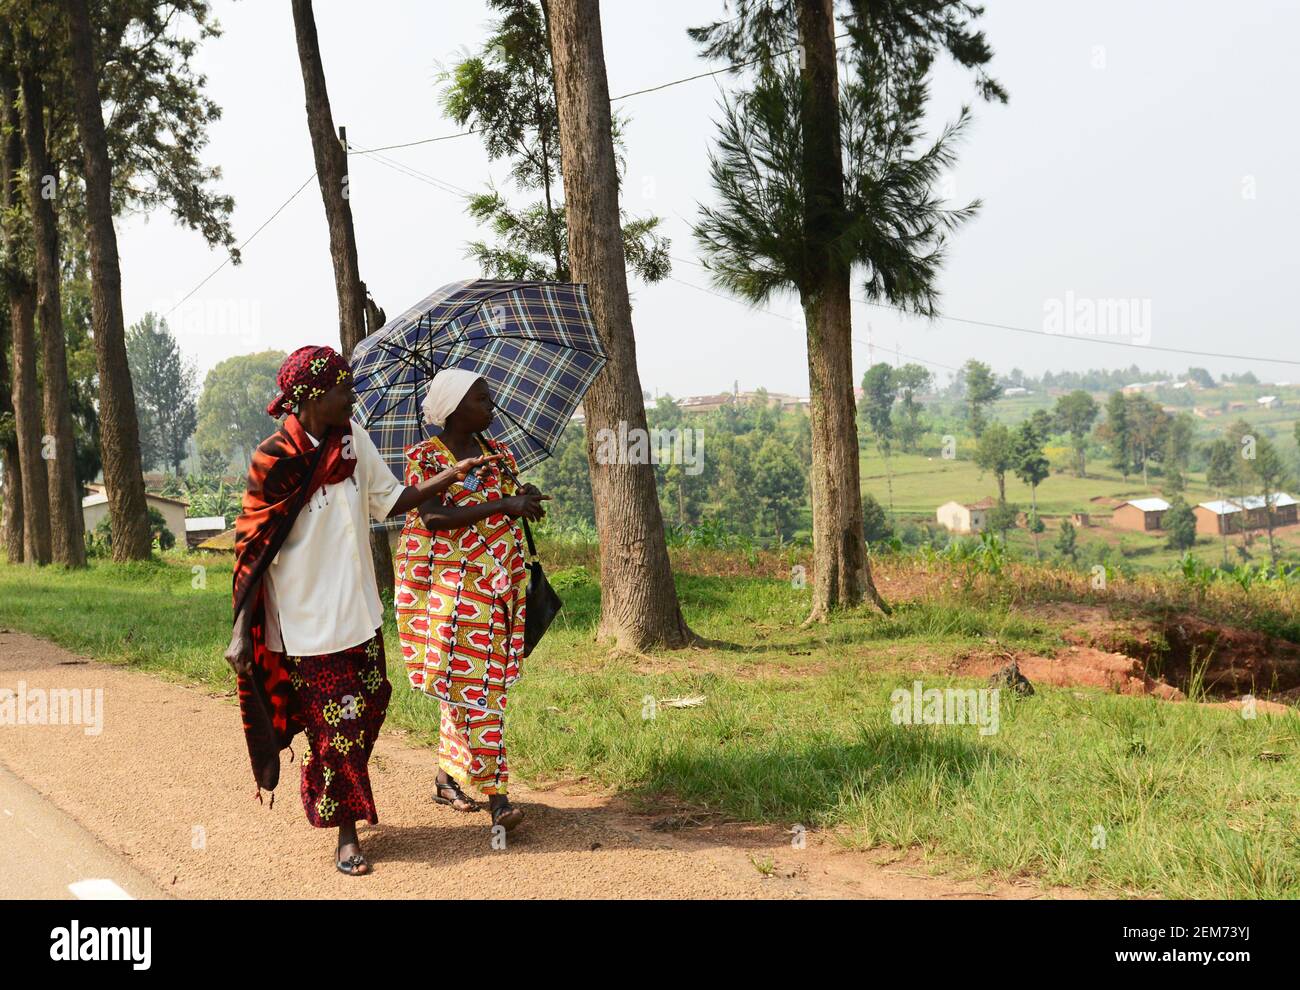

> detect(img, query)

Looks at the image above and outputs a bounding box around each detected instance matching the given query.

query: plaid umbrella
[351,278,605,484]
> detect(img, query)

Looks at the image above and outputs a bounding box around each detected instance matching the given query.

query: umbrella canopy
[351,278,605,481]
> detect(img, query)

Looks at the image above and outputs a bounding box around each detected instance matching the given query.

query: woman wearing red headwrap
[227,345,499,876]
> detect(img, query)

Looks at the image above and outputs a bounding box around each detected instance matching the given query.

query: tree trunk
[795,0,887,620]
[1218,488,1228,564]
[5,289,49,564]
[1265,500,1278,566]
[1031,483,1040,560]
[803,289,887,616]
[291,0,366,354]
[882,444,894,512]
[0,60,51,565]
[63,0,152,561]
[0,311,23,563]
[0,439,22,564]
[19,58,85,567]
[548,0,692,649]
[290,0,394,594]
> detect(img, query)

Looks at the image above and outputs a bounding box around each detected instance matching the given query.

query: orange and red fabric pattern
[394,436,527,796]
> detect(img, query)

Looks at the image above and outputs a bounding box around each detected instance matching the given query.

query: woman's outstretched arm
[419,491,549,531]
[386,454,503,518]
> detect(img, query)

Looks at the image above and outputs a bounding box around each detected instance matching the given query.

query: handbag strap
[520,517,538,562]
[476,432,539,563]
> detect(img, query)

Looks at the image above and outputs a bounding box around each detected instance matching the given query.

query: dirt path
[0,629,1085,900]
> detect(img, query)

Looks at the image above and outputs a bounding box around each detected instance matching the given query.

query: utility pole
[291,0,394,591]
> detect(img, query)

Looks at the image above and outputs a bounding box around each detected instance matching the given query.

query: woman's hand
[453,453,502,482]
[224,631,254,677]
[501,491,550,522]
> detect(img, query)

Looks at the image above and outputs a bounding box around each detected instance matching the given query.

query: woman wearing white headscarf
[393,370,548,832]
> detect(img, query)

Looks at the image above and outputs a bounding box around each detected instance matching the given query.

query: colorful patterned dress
[394,437,527,796]
[285,633,391,827]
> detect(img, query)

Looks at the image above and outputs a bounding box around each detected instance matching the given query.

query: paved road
[0,762,165,900]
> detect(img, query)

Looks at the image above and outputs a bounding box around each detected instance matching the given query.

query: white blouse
[262,422,403,656]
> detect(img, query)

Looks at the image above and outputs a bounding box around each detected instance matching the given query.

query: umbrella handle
[475,432,523,489]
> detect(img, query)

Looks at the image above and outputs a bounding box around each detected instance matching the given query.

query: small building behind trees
[1194,494,1298,535]
[1111,497,1170,532]
[184,516,227,549]
[82,484,188,546]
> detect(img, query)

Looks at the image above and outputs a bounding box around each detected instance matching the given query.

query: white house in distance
[936,497,996,534]
[1257,395,1282,410]
[82,484,188,542]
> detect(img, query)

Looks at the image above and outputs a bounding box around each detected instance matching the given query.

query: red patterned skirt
[285,632,391,827]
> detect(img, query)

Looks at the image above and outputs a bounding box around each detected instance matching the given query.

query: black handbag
[519,517,562,658]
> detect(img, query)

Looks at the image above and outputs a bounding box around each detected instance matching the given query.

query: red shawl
[232,414,356,792]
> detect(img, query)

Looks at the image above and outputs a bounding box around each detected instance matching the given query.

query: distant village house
[81,484,189,543]
[936,497,996,534]
[185,516,228,549]
[1194,493,1297,535]
[1111,497,1170,532]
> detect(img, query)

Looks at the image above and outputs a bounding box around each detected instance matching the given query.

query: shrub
[861,492,894,543]
[96,506,175,551]
[1164,496,1197,551]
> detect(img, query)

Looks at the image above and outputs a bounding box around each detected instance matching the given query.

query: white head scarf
[421,368,484,428]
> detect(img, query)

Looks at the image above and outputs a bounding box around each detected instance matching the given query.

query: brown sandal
[433,776,479,813]
[491,800,524,832]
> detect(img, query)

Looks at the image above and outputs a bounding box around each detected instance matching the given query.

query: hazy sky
[116,0,1300,399]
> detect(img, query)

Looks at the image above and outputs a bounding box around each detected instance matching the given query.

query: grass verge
[1,552,1296,897]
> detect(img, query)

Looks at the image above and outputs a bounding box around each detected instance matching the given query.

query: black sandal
[491,800,525,832]
[335,844,371,876]
[433,776,479,813]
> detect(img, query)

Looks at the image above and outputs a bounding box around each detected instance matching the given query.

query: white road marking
[68,878,134,900]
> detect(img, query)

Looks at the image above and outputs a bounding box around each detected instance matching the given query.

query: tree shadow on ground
[621,722,1002,825]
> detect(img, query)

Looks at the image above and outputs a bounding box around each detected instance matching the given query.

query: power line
[346,129,479,154]
[164,145,470,318]
[611,33,851,101]
[350,145,472,198]
[163,171,317,317]
[345,34,851,150]
[165,31,847,309]
[666,272,961,376]
[162,37,1296,375]
[667,255,958,372]
[669,253,1300,369]
[850,298,1300,368]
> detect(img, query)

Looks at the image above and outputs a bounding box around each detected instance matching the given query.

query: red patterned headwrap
[266,345,354,417]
